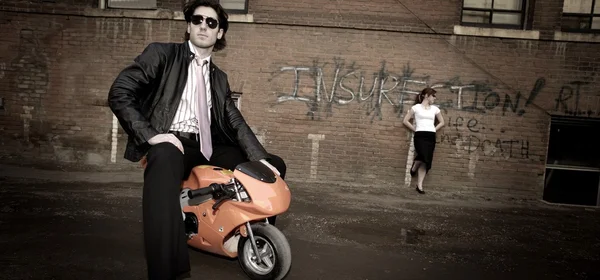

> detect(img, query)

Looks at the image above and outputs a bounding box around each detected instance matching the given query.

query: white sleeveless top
[412,104,440,132]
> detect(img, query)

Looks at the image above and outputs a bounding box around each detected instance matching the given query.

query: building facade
[0,0,598,204]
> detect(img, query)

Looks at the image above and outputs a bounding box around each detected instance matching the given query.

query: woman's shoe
[415,186,425,194]
[410,162,417,177]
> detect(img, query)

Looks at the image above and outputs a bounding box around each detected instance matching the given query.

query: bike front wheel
[237,223,292,280]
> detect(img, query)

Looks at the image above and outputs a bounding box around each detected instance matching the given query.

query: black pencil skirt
[413,131,436,173]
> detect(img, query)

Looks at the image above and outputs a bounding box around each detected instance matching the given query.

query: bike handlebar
[188,183,222,198]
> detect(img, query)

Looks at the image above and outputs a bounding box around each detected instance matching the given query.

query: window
[106,0,157,9]
[220,0,248,14]
[562,0,600,32]
[461,0,527,29]
[544,116,600,206]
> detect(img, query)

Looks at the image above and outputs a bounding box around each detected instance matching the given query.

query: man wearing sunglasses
[108,0,286,279]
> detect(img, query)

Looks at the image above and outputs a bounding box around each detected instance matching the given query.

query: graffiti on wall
[270,57,555,170]
[271,58,545,121]
[438,115,530,159]
[436,77,544,117]
[554,81,600,117]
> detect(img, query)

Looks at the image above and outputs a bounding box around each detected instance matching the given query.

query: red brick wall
[157,0,185,11]
[0,0,598,198]
[250,0,461,34]
[533,0,564,39]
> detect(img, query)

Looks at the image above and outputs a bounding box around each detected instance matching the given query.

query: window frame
[544,115,600,206]
[561,0,600,33]
[460,0,528,29]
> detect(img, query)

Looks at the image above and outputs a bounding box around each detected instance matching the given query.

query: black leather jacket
[108,41,268,162]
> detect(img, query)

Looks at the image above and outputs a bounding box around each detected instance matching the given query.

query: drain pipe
[99,0,105,9]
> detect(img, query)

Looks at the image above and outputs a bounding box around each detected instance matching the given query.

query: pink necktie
[196,59,212,160]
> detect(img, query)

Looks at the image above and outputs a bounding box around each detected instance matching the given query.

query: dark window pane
[543,169,599,206]
[546,119,600,168]
[462,10,491,23]
[562,15,591,29]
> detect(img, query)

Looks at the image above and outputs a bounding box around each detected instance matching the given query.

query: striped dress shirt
[169,41,212,134]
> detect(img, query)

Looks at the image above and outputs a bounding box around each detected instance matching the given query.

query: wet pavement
[1,164,599,280]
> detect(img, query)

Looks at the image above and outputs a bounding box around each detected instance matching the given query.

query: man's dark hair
[183,0,229,51]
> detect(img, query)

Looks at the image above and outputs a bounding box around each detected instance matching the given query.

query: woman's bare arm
[435,112,445,131]
[403,108,416,132]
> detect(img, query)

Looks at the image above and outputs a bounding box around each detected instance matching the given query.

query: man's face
[187,6,223,50]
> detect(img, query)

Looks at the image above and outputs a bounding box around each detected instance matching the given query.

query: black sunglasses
[190,15,219,29]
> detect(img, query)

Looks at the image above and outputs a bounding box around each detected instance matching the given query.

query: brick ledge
[453,25,540,40]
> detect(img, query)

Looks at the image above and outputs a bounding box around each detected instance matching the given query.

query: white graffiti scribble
[273,61,545,120]
[277,66,312,103]
[451,85,475,109]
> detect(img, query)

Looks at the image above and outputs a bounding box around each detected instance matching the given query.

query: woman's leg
[411,160,422,174]
[417,164,427,192]
[415,132,434,194]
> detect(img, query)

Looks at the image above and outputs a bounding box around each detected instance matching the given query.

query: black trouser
[142,136,286,280]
